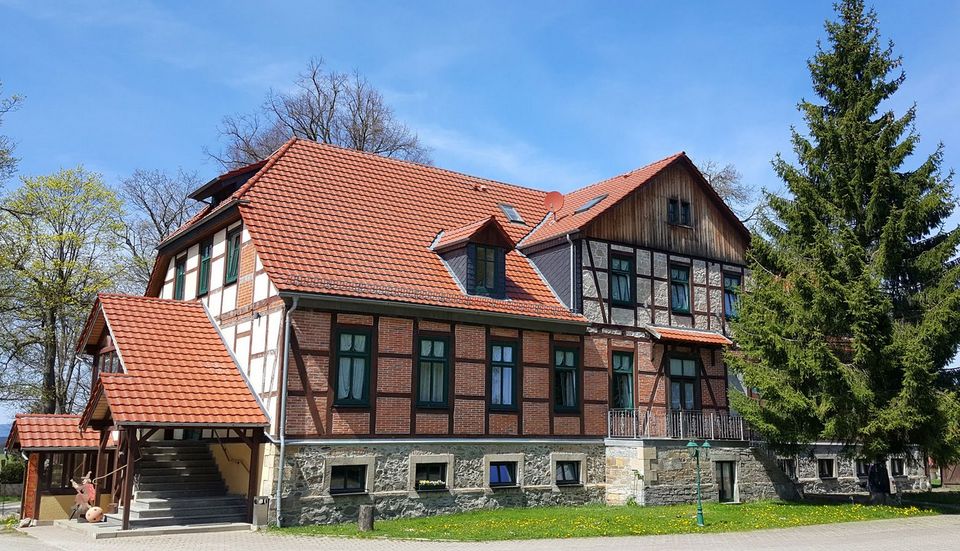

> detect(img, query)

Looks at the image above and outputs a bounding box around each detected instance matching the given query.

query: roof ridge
[98,292,203,306]
[293,138,551,196]
[564,151,685,199]
[232,137,299,202]
[15,413,81,418]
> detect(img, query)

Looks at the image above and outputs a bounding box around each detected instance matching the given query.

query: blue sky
[0,1,958,423]
[2,1,957,196]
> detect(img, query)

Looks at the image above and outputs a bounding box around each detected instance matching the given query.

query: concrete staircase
[115,441,248,528]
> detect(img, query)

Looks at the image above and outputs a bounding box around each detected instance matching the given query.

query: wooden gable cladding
[582,162,748,265]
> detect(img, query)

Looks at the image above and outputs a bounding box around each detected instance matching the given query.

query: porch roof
[6,414,100,452]
[79,294,268,428]
[645,325,733,346]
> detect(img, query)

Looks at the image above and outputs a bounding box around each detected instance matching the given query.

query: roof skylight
[500,204,525,224]
[575,194,608,214]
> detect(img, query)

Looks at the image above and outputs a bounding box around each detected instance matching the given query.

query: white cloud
[417,125,602,191]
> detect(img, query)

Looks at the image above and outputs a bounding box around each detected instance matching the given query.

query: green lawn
[273,501,935,541]
[0,496,17,504]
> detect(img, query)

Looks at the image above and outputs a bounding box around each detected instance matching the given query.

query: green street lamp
[687,439,711,527]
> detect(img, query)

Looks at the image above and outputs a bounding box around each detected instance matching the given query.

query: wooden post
[121,427,137,530]
[110,429,122,512]
[358,504,374,532]
[246,428,262,523]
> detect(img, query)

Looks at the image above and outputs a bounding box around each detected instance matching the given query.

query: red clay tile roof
[646,325,733,346]
[151,139,741,325]
[7,414,99,451]
[519,153,686,248]
[85,294,267,426]
[235,139,582,322]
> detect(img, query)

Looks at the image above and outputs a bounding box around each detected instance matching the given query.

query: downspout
[566,234,575,311]
[274,295,298,527]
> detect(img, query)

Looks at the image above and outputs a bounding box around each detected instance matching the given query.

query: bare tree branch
[207,58,431,169]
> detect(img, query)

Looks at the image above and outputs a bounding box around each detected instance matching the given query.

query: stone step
[135,487,229,499]
[136,480,226,492]
[139,464,220,474]
[136,472,223,484]
[128,502,247,519]
[131,495,246,511]
[138,458,220,469]
[111,510,247,528]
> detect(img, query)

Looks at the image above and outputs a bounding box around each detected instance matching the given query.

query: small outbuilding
[5,413,110,522]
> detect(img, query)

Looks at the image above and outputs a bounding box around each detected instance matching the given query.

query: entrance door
[716,461,736,503]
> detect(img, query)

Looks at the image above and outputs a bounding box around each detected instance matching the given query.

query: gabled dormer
[433,216,515,299]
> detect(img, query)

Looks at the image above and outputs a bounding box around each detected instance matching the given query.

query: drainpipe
[566,234,575,311]
[274,295,299,527]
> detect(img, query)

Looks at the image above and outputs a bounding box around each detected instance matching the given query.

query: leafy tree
[208,58,431,169]
[0,168,123,413]
[116,168,202,292]
[0,81,24,183]
[728,0,960,465]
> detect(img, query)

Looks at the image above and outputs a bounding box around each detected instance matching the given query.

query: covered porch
[74,294,271,531]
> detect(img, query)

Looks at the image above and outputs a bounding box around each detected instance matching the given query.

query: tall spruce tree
[728,0,960,465]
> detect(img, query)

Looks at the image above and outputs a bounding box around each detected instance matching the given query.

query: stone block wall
[605,439,799,506]
[793,445,930,495]
[278,441,606,525]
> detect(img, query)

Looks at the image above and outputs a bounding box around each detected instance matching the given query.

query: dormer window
[668,198,692,226]
[468,244,506,298]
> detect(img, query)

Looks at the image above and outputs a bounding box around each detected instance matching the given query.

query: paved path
[4,515,960,551]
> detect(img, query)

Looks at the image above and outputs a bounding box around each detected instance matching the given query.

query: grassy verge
[0,496,17,504]
[272,501,935,541]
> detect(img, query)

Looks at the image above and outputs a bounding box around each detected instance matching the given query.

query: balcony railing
[608,409,751,440]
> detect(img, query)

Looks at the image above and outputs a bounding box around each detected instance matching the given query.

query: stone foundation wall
[794,445,929,495]
[606,439,799,506]
[277,441,606,525]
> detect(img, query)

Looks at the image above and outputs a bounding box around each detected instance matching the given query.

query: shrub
[0,459,24,484]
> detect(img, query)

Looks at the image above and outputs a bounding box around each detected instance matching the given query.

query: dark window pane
[670,266,690,313]
[556,461,580,485]
[489,461,516,486]
[330,465,366,494]
[198,241,212,296]
[491,343,516,407]
[668,198,678,224]
[680,201,691,225]
[174,257,186,300]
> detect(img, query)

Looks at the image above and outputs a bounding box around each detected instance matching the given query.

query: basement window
[818,458,836,479]
[499,204,525,224]
[891,458,905,477]
[555,461,581,486]
[415,463,448,492]
[575,194,608,214]
[329,464,367,495]
[489,461,518,488]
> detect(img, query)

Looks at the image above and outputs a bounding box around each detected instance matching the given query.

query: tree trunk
[42,307,58,413]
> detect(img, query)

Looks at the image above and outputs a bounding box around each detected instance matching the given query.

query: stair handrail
[213,430,249,473]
